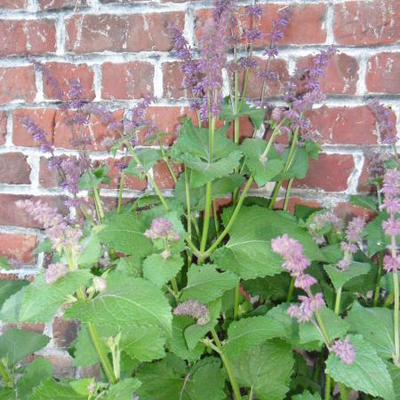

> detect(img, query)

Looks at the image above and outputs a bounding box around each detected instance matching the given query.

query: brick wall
[0,0,399,377]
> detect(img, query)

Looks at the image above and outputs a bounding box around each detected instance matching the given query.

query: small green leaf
[103,378,141,400]
[125,149,160,179]
[31,379,87,400]
[324,262,371,291]
[292,391,321,400]
[72,325,101,367]
[350,195,377,211]
[143,254,183,288]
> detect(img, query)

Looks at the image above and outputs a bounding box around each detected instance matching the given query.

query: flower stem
[334,287,342,315]
[93,186,104,222]
[211,329,242,400]
[324,375,331,400]
[373,251,384,306]
[287,276,295,303]
[339,383,349,400]
[117,172,125,214]
[394,269,400,365]
[234,282,240,320]
[184,167,192,239]
[283,178,294,211]
[87,322,117,384]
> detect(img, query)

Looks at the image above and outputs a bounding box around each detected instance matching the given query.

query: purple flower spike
[173,300,210,326]
[368,99,397,145]
[45,263,68,284]
[331,336,355,365]
[345,217,366,244]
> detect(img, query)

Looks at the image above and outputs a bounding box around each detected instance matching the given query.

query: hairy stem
[234,282,240,320]
[334,287,342,315]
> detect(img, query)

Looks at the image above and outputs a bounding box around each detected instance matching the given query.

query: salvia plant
[0,1,399,399]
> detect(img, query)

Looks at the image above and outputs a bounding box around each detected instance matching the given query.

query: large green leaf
[64,272,172,335]
[0,329,49,367]
[285,147,308,180]
[241,138,283,186]
[0,270,91,323]
[346,302,394,359]
[143,254,183,288]
[181,264,238,304]
[326,334,395,400]
[103,378,141,400]
[224,315,286,356]
[72,325,101,367]
[0,279,28,309]
[16,357,52,400]
[31,379,86,400]
[388,362,400,400]
[98,212,153,257]
[231,339,294,400]
[213,206,325,280]
[324,262,371,291]
[136,355,226,400]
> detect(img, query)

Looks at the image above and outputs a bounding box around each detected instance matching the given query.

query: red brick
[366,53,400,94]
[153,160,182,190]
[274,197,321,214]
[0,66,36,103]
[195,4,327,46]
[99,158,147,191]
[39,0,87,10]
[39,157,61,188]
[0,20,56,56]
[13,109,55,148]
[162,62,186,99]
[293,154,355,192]
[333,0,400,45]
[0,111,7,145]
[52,317,78,349]
[0,233,37,264]
[65,12,184,53]
[102,62,154,100]
[0,194,66,228]
[44,354,74,378]
[42,63,94,101]
[3,323,44,334]
[296,54,359,95]
[334,202,376,222]
[307,106,384,145]
[53,109,123,151]
[0,153,31,184]
[0,0,26,8]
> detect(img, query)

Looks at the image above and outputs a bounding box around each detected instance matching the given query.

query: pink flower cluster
[271,234,324,322]
[308,211,343,245]
[145,218,180,242]
[331,336,356,365]
[173,300,210,326]
[45,263,68,284]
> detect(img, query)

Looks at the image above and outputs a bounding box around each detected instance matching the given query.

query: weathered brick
[334,202,375,221]
[0,111,7,145]
[0,194,66,228]
[0,233,37,264]
[333,0,400,45]
[0,66,36,103]
[102,62,154,100]
[42,63,94,100]
[3,323,44,334]
[39,157,61,188]
[65,12,184,53]
[0,153,31,184]
[293,154,355,192]
[366,53,400,94]
[153,160,183,190]
[39,0,87,10]
[0,20,56,56]
[52,317,79,349]
[296,54,359,95]
[195,4,327,46]
[13,109,55,148]
[274,197,321,214]
[0,0,26,8]
[44,354,75,379]
[307,106,384,145]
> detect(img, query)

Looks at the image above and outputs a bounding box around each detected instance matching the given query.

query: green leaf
[0,279,27,309]
[181,264,238,304]
[326,334,395,400]
[324,262,371,291]
[31,379,87,400]
[365,212,388,255]
[213,206,325,280]
[0,389,12,400]
[292,391,321,400]
[184,300,221,350]
[241,138,284,186]
[65,272,172,335]
[143,254,183,288]
[346,302,394,359]
[231,339,294,400]
[285,147,308,180]
[0,256,11,270]
[168,316,205,362]
[224,315,286,356]
[220,101,265,129]
[103,378,141,400]
[388,362,400,400]
[79,166,110,190]
[125,149,160,179]
[299,307,349,346]
[350,195,378,211]
[72,325,101,367]
[98,212,153,257]
[77,233,102,267]
[121,326,166,362]
[137,355,226,400]
[16,357,52,400]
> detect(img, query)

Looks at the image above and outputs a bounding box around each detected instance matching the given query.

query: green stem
[249,386,254,400]
[212,200,220,237]
[162,153,178,184]
[394,269,399,365]
[287,276,295,303]
[269,128,299,209]
[87,322,117,384]
[324,374,331,400]
[314,309,331,345]
[283,178,294,212]
[185,167,192,239]
[117,172,125,214]
[234,282,240,320]
[93,186,104,221]
[200,181,213,254]
[238,69,249,113]
[334,287,342,315]
[171,277,179,298]
[339,383,349,400]
[373,252,384,306]
[211,329,242,400]
[0,360,11,388]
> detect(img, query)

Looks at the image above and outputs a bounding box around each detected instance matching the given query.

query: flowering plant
[0,1,397,400]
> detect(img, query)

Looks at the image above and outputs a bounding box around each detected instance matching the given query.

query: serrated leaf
[292,391,321,400]
[98,212,153,257]
[324,262,371,291]
[0,279,27,309]
[31,379,86,400]
[181,264,238,304]
[77,233,101,267]
[224,315,286,356]
[64,272,172,335]
[16,358,52,400]
[72,325,101,367]
[143,254,183,288]
[69,379,94,396]
[350,195,377,211]
[346,302,394,359]
[125,149,160,179]
[326,334,395,399]
[231,339,294,400]
[103,378,141,400]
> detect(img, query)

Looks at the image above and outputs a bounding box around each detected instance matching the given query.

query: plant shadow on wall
[0,1,399,400]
